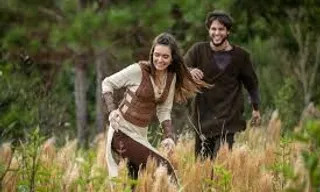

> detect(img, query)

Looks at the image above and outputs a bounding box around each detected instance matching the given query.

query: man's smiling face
[209,20,230,47]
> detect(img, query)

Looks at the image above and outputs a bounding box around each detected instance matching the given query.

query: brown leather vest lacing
[119,63,174,127]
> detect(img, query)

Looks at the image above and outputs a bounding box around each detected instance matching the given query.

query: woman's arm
[102,63,141,94]
[102,63,141,113]
[156,75,177,140]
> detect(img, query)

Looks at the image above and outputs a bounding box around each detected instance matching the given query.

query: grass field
[0,111,314,192]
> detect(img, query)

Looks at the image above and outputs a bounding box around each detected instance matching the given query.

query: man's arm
[240,52,261,125]
[184,44,204,80]
[240,52,260,110]
[184,43,199,68]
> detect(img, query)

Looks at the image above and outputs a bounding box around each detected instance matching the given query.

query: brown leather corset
[119,63,174,127]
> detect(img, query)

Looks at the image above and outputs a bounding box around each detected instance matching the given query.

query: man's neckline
[209,41,233,52]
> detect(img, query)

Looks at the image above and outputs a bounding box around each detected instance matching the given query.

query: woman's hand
[250,110,261,127]
[109,110,120,131]
[161,138,175,155]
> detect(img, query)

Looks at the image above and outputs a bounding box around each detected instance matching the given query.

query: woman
[102,32,207,184]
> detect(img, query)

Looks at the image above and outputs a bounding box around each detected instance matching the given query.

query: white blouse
[102,63,176,124]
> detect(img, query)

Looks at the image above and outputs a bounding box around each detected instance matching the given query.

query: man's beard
[211,35,229,47]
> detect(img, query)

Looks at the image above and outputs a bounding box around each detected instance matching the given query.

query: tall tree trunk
[78,0,89,9]
[247,8,253,39]
[75,54,88,147]
[97,0,110,11]
[95,51,107,133]
[75,0,90,147]
[95,0,110,134]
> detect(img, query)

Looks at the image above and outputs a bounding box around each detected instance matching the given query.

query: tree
[280,9,320,107]
[95,0,110,134]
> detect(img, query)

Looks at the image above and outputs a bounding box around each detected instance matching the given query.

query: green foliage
[107,6,135,31]
[0,61,40,142]
[197,163,232,192]
[270,137,296,190]
[0,59,77,145]
[141,1,173,33]
[74,149,107,191]
[246,37,282,114]
[295,120,320,191]
[51,6,109,51]
[210,164,232,192]
[176,0,217,48]
[2,27,27,50]
[16,127,47,191]
[274,78,301,131]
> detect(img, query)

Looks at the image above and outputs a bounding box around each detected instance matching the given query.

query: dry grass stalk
[56,139,77,170]
[1,143,19,192]
[61,161,80,191]
[0,143,12,166]
[40,137,56,168]
[135,157,157,192]
[94,133,107,169]
[266,110,282,145]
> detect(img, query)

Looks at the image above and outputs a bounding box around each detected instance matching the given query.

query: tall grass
[0,112,315,191]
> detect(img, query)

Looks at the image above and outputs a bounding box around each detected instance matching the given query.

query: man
[184,10,261,159]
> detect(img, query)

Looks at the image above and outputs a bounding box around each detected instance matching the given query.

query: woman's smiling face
[152,44,172,71]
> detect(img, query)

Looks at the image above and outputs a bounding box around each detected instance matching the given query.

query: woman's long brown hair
[146,32,210,103]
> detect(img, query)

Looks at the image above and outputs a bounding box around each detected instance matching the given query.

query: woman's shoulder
[138,60,151,67]
[137,60,152,72]
[116,63,143,78]
[123,62,142,72]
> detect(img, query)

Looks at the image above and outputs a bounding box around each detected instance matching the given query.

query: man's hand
[250,110,261,127]
[109,110,120,131]
[190,68,204,81]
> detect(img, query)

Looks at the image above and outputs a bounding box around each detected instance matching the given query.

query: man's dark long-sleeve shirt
[184,42,260,137]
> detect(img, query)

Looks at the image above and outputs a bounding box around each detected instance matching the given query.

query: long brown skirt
[111,130,177,183]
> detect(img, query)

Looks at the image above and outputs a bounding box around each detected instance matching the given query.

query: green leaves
[294,120,320,191]
[107,7,134,28]
[211,164,232,191]
[51,7,109,52]
[274,78,301,131]
[2,27,27,50]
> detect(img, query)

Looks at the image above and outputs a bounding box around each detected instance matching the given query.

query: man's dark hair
[205,10,233,30]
